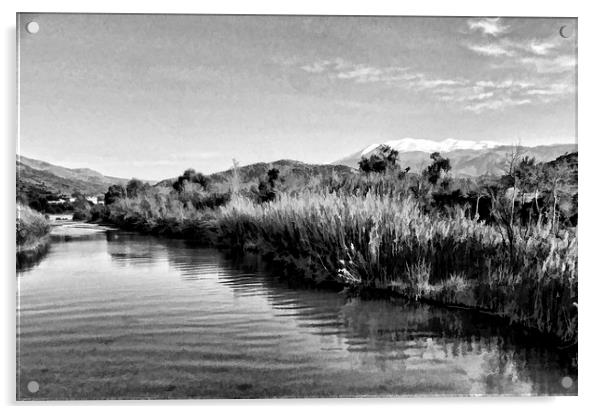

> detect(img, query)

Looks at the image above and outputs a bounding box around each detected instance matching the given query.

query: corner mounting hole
[27,380,39,393]
[26,21,39,34]
[561,376,573,388]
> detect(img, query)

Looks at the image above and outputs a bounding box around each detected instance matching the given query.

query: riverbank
[86,189,577,345]
[219,193,577,344]
[16,204,51,268]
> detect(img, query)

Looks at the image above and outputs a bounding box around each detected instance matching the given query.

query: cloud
[464,97,531,113]
[463,18,572,77]
[467,43,514,57]
[337,66,387,82]
[299,56,573,114]
[465,38,574,77]
[519,55,576,73]
[301,59,412,84]
[467,18,510,37]
[300,62,328,73]
[529,40,557,56]
[431,75,572,112]
[416,78,466,89]
[525,83,572,96]
[466,36,564,60]
[300,58,465,91]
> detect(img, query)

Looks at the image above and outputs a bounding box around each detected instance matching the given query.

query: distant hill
[17,155,130,198]
[157,159,357,192]
[334,138,577,177]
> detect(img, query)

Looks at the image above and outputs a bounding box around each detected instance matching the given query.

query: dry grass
[16,203,50,250]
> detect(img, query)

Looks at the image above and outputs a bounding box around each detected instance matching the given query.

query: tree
[173,168,208,192]
[256,168,280,203]
[423,152,451,185]
[267,168,279,186]
[514,156,544,225]
[359,145,399,174]
[543,158,574,233]
[126,178,148,198]
[498,145,528,230]
[105,184,126,205]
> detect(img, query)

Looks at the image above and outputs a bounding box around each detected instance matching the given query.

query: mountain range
[17,139,578,201]
[333,138,577,177]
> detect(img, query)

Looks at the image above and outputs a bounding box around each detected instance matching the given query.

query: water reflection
[17,229,577,400]
[159,234,576,396]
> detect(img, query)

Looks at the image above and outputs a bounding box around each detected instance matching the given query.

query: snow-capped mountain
[358,138,500,157]
[334,138,577,177]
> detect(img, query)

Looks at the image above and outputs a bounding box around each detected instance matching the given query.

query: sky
[18,14,577,180]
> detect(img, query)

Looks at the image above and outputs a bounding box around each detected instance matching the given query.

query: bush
[16,203,50,247]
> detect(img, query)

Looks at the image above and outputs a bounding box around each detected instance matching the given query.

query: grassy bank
[95,185,577,343]
[217,192,577,343]
[17,203,51,267]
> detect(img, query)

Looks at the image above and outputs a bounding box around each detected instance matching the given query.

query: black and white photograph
[15,12,578,400]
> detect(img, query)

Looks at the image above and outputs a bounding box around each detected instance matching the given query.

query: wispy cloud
[467,18,510,37]
[439,77,573,113]
[466,37,563,60]
[529,40,557,55]
[463,97,532,113]
[301,59,412,83]
[300,58,464,90]
[463,19,576,76]
[300,58,351,74]
[299,56,573,114]
[298,18,575,115]
[519,55,576,73]
[467,43,514,57]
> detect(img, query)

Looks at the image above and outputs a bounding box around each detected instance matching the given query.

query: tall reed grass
[16,203,50,247]
[216,192,577,343]
[17,203,51,266]
[104,188,218,242]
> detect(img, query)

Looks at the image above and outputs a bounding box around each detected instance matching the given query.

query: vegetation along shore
[65,146,578,344]
[16,203,51,268]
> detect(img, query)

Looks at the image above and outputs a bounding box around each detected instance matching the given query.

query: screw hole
[27,380,39,393]
[26,22,39,34]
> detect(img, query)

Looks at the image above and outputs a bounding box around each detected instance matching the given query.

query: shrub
[16,203,50,247]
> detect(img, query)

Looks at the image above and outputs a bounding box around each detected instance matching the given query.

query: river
[16,220,577,399]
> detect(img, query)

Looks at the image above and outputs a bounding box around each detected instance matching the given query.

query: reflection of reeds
[102,189,577,343]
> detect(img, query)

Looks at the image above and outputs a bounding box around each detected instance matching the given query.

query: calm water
[17,221,577,399]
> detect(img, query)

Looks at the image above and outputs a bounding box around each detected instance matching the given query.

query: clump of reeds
[16,203,50,249]
[215,191,577,342]
[17,203,52,268]
[105,187,218,243]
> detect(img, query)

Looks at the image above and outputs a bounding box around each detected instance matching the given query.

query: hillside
[17,155,130,201]
[157,160,357,192]
[334,139,577,177]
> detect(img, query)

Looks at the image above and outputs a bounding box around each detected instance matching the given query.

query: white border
[2,0,601,412]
